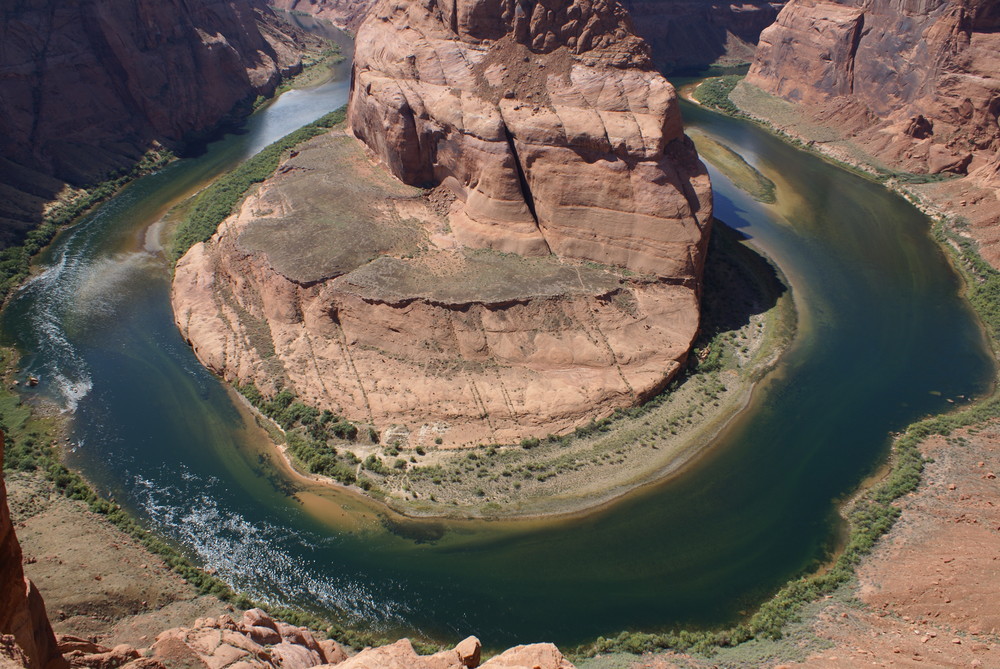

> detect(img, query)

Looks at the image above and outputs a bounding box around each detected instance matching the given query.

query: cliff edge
[0,434,64,669]
[174,0,711,449]
[740,0,1000,263]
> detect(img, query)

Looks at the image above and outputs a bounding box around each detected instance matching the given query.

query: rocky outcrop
[743,0,1000,259]
[349,0,711,280]
[0,434,65,669]
[173,131,703,447]
[269,0,373,31]
[176,0,711,448]
[57,610,576,669]
[0,0,315,246]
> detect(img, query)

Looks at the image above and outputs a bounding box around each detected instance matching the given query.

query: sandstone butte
[742,0,1000,264]
[0,0,314,246]
[173,0,713,448]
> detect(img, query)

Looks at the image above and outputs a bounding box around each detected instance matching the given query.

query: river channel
[1,22,994,648]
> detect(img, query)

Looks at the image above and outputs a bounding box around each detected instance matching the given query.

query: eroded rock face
[623,0,785,73]
[348,0,711,280]
[0,0,311,244]
[0,434,65,669]
[175,0,710,448]
[747,0,1000,178]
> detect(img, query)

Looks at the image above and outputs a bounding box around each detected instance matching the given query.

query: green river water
[1,33,994,648]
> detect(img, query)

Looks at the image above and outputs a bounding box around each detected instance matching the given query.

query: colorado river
[1,36,993,648]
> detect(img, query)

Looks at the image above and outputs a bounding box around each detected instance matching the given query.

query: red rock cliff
[0,435,65,669]
[623,0,785,72]
[0,0,311,245]
[269,0,373,30]
[746,0,1000,177]
[349,0,712,281]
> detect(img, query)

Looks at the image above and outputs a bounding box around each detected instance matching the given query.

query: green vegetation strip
[689,130,776,204]
[169,106,347,265]
[692,75,742,115]
[236,383,374,490]
[0,150,173,303]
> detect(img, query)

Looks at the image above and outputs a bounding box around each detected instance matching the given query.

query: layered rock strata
[743,0,1000,261]
[0,434,65,669]
[0,0,314,245]
[175,0,711,447]
[270,0,784,73]
[349,0,712,280]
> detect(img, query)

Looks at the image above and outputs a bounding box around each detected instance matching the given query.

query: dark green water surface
[2,62,994,648]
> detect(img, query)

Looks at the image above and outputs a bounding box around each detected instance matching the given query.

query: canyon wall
[743,0,1000,260]
[0,435,64,669]
[0,0,312,246]
[271,0,784,72]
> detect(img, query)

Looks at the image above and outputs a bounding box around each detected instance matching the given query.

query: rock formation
[269,0,373,31]
[174,0,711,447]
[270,0,784,72]
[0,0,315,246]
[0,434,65,669]
[742,0,1000,260]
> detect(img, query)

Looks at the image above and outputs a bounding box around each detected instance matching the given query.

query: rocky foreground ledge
[50,610,574,669]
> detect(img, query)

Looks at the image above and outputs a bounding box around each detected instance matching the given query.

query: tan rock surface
[744,0,1000,264]
[173,132,702,447]
[175,0,711,448]
[349,0,711,280]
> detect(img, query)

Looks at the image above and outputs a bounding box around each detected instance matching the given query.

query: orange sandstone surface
[172,0,712,447]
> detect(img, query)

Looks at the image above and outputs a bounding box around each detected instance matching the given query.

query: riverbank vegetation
[168,107,346,264]
[232,220,794,520]
[580,109,1000,660]
[0,148,174,304]
[0,344,413,652]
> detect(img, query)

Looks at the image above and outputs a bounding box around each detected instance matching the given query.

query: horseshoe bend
[171,0,713,451]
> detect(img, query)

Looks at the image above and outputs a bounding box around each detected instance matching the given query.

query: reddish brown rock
[349,0,711,280]
[172,0,712,447]
[478,643,575,669]
[744,0,1000,262]
[0,433,66,669]
[173,131,704,447]
[0,0,314,245]
[269,0,373,31]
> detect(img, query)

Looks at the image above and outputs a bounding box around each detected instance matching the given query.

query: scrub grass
[169,107,347,265]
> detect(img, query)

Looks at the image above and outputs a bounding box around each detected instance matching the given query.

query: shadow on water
[700,219,787,337]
